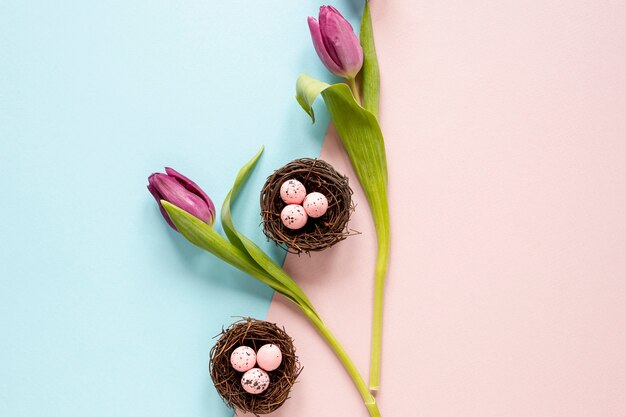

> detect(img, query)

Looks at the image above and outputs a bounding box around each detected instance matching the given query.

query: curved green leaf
[323,83,387,184]
[162,201,299,302]
[296,73,390,391]
[359,1,381,118]
[296,74,330,123]
[220,147,263,261]
[220,148,319,316]
[296,75,387,184]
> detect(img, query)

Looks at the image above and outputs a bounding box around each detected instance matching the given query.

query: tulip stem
[369,203,390,392]
[346,77,362,105]
[301,307,382,417]
[359,0,387,392]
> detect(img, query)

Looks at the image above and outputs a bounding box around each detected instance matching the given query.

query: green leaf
[220,147,264,262]
[322,84,390,392]
[295,74,330,123]
[295,75,387,183]
[220,148,319,316]
[295,76,390,256]
[295,74,390,391]
[359,1,381,118]
[316,81,390,285]
[162,201,299,302]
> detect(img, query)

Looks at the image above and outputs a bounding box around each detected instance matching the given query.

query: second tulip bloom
[308,6,364,79]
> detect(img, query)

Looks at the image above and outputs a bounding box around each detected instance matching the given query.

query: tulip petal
[319,6,363,78]
[147,182,177,230]
[165,167,215,223]
[318,7,344,68]
[151,174,213,224]
[308,16,343,76]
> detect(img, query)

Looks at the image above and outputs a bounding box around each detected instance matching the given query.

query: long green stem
[359,0,387,392]
[369,193,390,392]
[346,77,362,105]
[164,203,381,416]
[301,307,381,417]
[234,245,382,416]
[221,245,382,413]
[237,254,381,416]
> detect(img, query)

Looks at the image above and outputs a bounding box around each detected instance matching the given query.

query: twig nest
[260,158,354,253]
[209,318,301,415]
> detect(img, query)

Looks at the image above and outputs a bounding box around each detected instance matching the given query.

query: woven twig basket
[209,318,301,415]
[260,158,355,254]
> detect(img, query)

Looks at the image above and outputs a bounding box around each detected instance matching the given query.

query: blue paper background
[0,1,361,416]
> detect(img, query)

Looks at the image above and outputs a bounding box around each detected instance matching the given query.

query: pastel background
[0,1,355,416]
[2,1,626,417]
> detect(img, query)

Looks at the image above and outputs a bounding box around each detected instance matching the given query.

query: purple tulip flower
[147,168,215,230]
[308,6,364,79]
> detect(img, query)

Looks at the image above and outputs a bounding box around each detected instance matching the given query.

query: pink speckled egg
[241,368,270,394]
[281,204,308,230]
[230,346,256,372]
[303,192,329,218]
[280,179,307,204]
[256,344,283,372]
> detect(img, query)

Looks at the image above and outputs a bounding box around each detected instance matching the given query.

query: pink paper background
[247,1,626,416]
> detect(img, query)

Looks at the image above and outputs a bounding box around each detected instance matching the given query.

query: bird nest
[209,318,301,416]
[260,158,354,254]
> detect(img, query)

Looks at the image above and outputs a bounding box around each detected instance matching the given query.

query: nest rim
[209,318,301,416]
[260,158,355,254]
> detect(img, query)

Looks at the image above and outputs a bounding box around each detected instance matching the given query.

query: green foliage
[359,2,381,118]
[295,73,390,391]
[161,149,382,415]
[220,148,319,315]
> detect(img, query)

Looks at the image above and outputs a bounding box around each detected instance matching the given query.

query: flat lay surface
[260,1,626,416]
[0,1,353,415]
[2,1,626,417]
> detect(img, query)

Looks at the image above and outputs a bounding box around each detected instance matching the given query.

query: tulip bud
[308,6,364,79]
[147,168,215,230]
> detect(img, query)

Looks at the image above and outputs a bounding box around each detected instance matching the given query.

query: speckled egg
[241,368,270,394]
[256,344,283,372]
[281,204,308,230]
[280,179,307,204]
[303,192,329,218]
[230,346,256,372]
